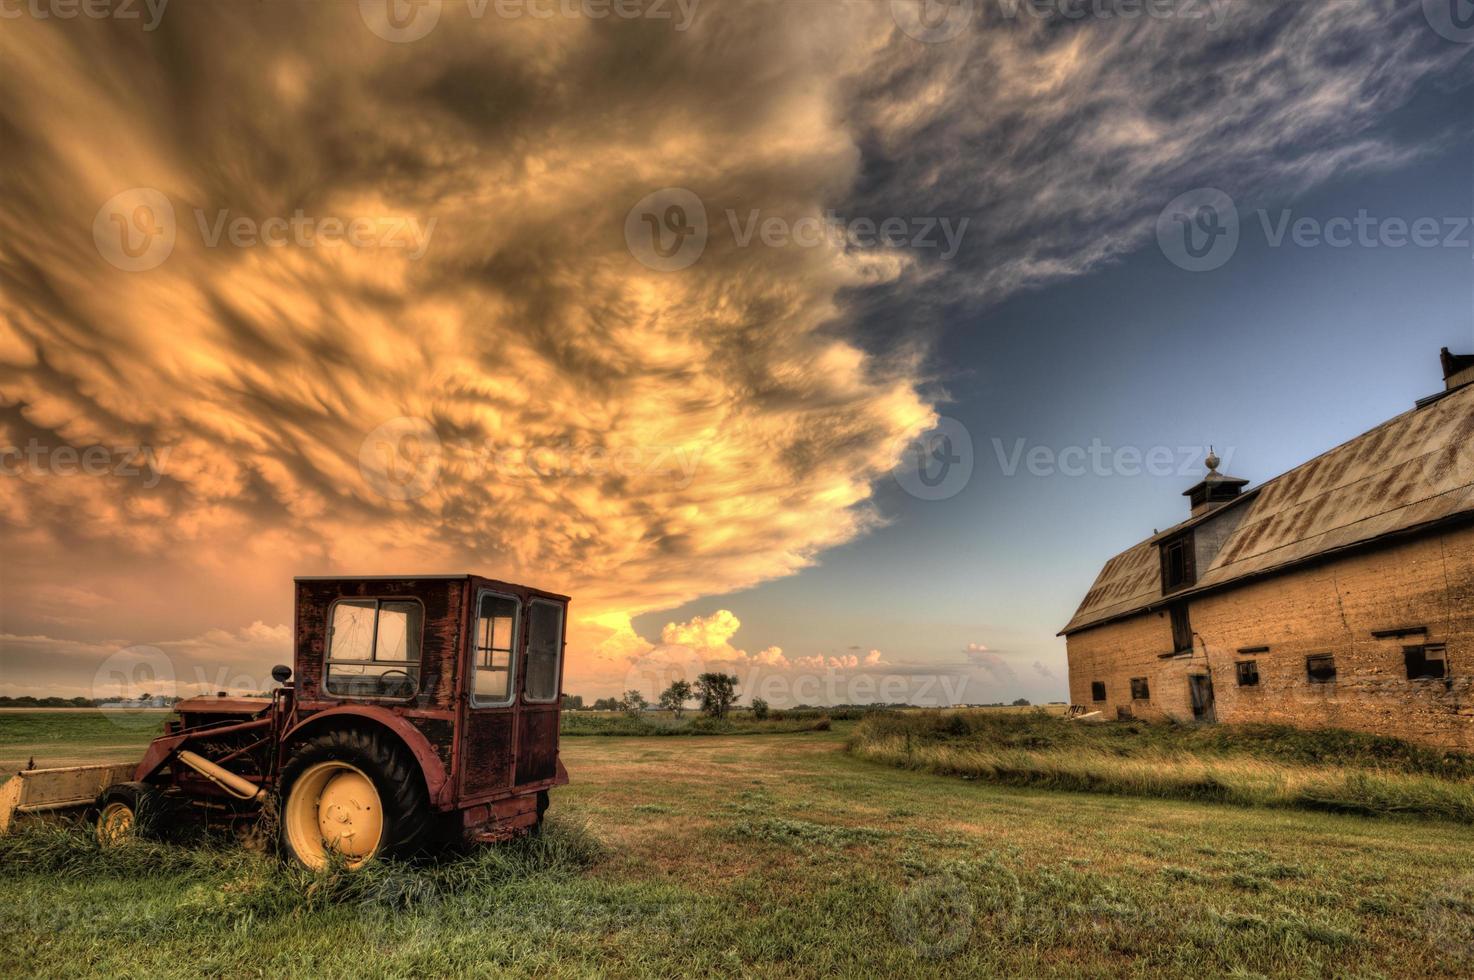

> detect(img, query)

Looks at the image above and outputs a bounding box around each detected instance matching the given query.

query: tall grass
[846,711,1474,823]
[0,814,607,924]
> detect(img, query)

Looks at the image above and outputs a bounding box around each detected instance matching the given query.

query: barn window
[523,599,565,703]
[325,598,423,699]
[472,591,520,706]
[1130,677,1150,700]
[1404,644,1447,681]
[1236,660,1259,687]
[1091,681,1106,701]
[1306,654,1336,684]
[1160,534,1196,593]
[1170,605,1193,654]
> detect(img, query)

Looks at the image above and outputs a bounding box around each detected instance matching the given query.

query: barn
[1061,349,1474,749]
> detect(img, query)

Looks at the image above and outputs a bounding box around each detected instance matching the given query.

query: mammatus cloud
[0,2,1466,695]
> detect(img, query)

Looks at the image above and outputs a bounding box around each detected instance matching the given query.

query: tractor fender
[281,707,452,807]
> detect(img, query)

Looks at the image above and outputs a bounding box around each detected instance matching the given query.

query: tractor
[0,575,570,870]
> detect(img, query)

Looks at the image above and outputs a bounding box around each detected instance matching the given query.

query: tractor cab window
[524,600,564,703]
[325,599,423,699]
[472,592,519,706]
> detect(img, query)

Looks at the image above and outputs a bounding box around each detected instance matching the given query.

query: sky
[0,0,1470,707]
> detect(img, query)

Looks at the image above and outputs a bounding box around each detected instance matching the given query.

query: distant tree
[751,697,770,720]
[564,694,584,710]
[1011,698,1031,707]
[620,690,649,716]
[591,697,622,712]
[659,680,694,718]
[695,672,740,720]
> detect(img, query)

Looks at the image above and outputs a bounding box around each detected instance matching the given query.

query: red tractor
[4,575,570,870]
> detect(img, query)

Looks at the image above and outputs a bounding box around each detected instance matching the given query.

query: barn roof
[1060,381,1474,636]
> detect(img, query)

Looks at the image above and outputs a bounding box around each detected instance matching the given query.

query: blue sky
[636,96,1474,705]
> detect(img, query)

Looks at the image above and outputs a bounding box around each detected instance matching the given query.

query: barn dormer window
[1160,533,1196,593]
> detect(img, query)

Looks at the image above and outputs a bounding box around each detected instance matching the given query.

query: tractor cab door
[459,588,521,800]
[513,599,565,785]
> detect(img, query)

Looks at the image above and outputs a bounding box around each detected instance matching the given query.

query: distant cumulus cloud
[0,1,1466,694]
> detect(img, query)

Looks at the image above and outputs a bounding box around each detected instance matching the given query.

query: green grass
[847,709,1474,823]
[5,713,1474,975]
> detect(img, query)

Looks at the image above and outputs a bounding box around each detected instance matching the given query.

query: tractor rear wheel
[95,781,160,846]
[279,728,428,871]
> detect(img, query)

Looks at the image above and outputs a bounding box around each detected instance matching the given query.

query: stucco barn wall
[1066,522,1474,749]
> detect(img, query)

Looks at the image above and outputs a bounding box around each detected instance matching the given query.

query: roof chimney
[1183,448,1248,518]
[1440,348,1474,392]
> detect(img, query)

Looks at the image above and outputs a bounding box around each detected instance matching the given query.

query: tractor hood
[174,694,272,715]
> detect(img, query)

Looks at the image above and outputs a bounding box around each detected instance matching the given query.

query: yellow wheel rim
[97,801,135,846]
[285,761,384,871]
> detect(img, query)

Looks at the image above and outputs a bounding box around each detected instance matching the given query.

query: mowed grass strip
[847,710,1474,823]
[6,714,1474,976]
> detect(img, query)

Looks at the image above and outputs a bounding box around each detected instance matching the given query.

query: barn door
[1189,674,1216,723]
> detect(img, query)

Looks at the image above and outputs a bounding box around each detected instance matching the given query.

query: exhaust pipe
[177,750,265,802]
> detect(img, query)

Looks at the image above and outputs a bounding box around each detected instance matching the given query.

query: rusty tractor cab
[83,575,570,869]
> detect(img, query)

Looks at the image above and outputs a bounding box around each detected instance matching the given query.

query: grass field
[5,712,1474,976]
[848,710,1474,824]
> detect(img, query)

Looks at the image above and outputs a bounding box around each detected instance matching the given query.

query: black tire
[95,781,162,845]
[530,790,551,836]
[279,728,429,870]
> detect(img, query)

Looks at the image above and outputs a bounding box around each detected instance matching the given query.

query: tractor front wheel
[279,729,428,871]
[95,781,160,846]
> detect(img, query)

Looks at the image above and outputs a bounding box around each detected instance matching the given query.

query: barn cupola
[1183,449,1248,518]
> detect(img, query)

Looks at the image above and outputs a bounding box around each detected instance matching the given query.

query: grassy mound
[846,710,1474,823]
